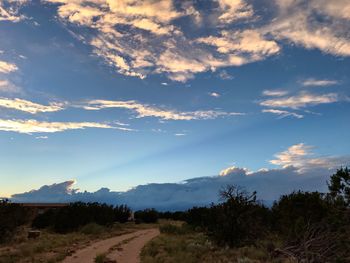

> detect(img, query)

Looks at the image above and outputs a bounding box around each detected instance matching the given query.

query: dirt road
[62,228,159,263]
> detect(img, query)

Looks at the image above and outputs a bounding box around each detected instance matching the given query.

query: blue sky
[1,0,350,200]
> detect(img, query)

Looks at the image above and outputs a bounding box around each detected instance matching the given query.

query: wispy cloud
[302,78,339,87]
[0,60,18,74]
[260,92,339,109]
[0,119,122,134]
[80,99,243,120]
[216,0,253,23]
[266,0,350,57]
[174,133,186,136]
[0,97,65,114]
[0,0,27,22]
[262,109,303,119]
[262,89,289,97]
[218,70,234,80]
[0,80,22,94]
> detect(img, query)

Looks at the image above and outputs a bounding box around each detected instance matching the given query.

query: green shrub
[160,223,192,235]
[80,223,106,235]
[32,202,131,233]
[134,208,159,223]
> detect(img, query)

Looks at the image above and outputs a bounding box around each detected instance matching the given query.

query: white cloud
[262,109,303,119]
[0,80,21,94]
[35,136,48,139]
[302,78,339,87]
[266,0,350,57]
[260,92,339,109]
[270,143,349,173]
[0,0,27,22]
[0,97,65,114]
[174,133,186,136]
[216,0,253,23]
[197,30,280,56]
[81,99,243,120]
[262,89,289,97]
[219,166,249,176]
[0,60,18,74]
[0,119,120,134]
[40,0,282,82]
[209,92,221,98]
[10,0,349,83]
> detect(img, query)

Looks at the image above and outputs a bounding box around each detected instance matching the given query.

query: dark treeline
[158,168,350,262]
[32,202,131,233]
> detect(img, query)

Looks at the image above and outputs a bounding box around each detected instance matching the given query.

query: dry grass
[141,226,294,263]
[0,222,154,263]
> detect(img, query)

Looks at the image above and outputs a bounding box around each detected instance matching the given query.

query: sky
[0,0,350,205]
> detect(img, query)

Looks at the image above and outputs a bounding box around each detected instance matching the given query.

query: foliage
[185,185,270,247]
[141,232,274,263]
[32,202,131,233]
[328,167,350,206]
[134,208,159,223]
[272,191,331,240]
[0,199,31,243]
[159,223,192,235]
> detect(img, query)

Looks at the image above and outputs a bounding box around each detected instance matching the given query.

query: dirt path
[62,228,159,263]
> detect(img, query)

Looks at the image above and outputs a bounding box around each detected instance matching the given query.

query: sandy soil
[62,228,159,263]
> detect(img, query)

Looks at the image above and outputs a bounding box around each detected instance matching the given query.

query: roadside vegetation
[142,168,350,262]
[0,202,155,263]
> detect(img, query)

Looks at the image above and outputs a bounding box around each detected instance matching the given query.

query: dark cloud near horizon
[11,166,331,210]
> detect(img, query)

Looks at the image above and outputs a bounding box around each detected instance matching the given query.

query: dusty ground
[62,228,159,263]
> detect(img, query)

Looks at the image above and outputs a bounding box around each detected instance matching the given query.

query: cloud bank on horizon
[11,144,350,210]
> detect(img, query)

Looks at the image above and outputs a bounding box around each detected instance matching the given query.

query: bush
[80,223,106,235]
[32,202,131,233]
[184,185,271,247]
[272,191,332,240]
[134,208,159,223]
[159,223,192,235]
[0,199,31,243]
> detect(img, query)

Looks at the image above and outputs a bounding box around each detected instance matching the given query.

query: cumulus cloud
[262,109,303,119]
[80,99,243,120]
[8,166,335,210]
[302,78,339,87]
[0,97,65,114]
[270,143,349,173]
[260,91,339,109]
[0,119,125,134]
[0,60,18,74]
